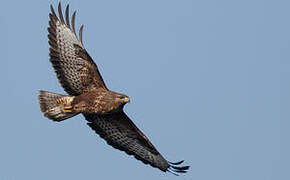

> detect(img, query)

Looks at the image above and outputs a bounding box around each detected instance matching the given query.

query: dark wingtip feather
[169,169,188,173]
[58,2,65,24]
[167,160,190,174]
[168,160,184,165]
[50,4,58,21]
[65,4,70,28]
[72,11,77,35]
[79,25,84,46]
[167,169,179,176]
[170,165,190,171]
[50,5,55,15]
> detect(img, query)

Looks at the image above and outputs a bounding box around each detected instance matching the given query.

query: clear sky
[0,0,289,179]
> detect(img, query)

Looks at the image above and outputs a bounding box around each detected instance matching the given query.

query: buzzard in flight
[39,3,189,175]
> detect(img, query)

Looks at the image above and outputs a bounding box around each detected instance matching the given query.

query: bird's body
[71,88,129,114]
[38,2,189,175]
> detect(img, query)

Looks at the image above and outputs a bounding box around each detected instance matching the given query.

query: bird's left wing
[84,112,189,174]
[48,3,107,96]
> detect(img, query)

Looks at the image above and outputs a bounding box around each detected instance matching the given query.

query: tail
[38,90,78,121]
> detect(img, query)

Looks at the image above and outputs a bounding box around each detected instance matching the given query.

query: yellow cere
[124,97,130,102]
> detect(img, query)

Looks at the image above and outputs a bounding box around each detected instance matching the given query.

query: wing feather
[65,5,70,29]
[79,25,84,46]
[58,2,65,24]
[71,11,77,35]
[85,112,189,174]
[48,3,107,95]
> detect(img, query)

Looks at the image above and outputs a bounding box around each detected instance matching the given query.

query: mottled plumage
[39,3,189,174]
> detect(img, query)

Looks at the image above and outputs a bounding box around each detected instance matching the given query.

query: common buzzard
[39,3,189,175]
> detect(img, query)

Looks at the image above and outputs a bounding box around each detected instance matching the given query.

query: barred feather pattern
[48,3,107,96]
[38,90,77,121]
[85,112,189,174]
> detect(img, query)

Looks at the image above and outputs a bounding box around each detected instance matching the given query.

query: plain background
[0,0,289,179]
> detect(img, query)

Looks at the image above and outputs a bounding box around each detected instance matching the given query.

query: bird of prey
[38,3,189,175]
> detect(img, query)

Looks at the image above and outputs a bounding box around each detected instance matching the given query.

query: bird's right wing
[84,111,189,174]
[48,3,107,96]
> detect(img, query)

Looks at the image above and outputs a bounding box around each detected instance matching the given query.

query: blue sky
[0,0,289,179]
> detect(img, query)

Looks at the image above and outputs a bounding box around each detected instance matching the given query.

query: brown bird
[38,3,189,175]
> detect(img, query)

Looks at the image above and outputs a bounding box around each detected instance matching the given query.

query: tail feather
[38,90,78,121]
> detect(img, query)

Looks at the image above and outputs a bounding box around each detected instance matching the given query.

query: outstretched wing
[48,3,107,96]
[85,112,189,174]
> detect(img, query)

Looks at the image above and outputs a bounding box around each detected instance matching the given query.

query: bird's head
[118,94,130,104]
[114,92,130,105]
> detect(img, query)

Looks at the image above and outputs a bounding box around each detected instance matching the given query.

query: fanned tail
[38,90,78,121]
